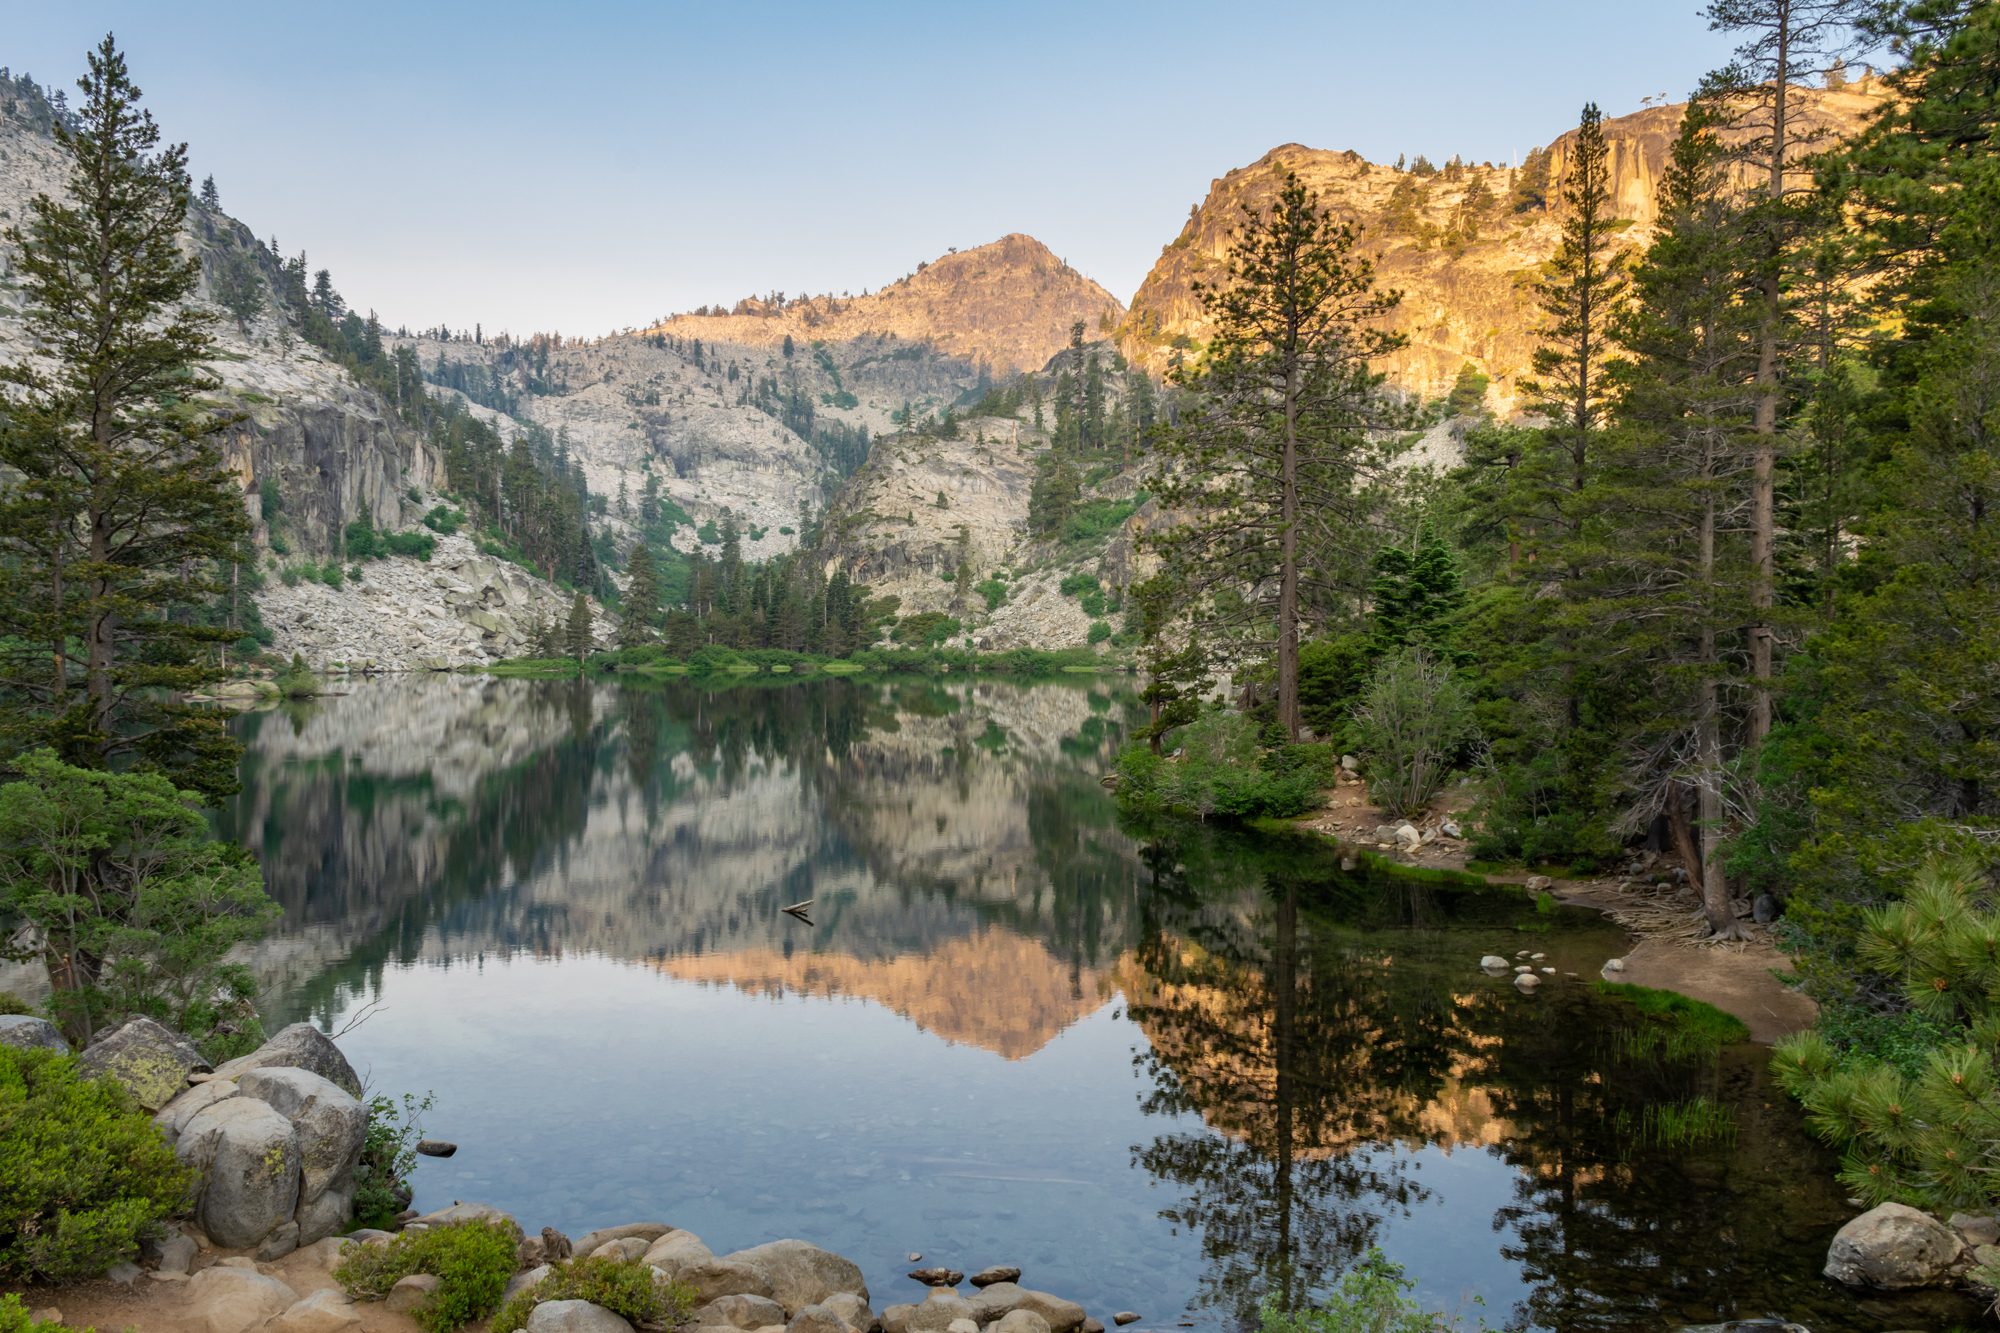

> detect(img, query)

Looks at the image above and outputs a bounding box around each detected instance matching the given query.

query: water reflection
[217,677,1975,1332]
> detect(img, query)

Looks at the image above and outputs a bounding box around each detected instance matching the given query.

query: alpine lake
[204,674,1982,1333]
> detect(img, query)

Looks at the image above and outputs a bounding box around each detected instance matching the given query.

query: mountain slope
[1121,83,1888,417]
[651,233,1126,375]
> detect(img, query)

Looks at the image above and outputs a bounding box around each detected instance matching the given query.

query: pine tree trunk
[1749,16,1791,753]
[1698,481,1743,938]
[1278,358,1302,743]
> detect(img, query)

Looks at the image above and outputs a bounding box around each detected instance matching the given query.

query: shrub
[0,1046,192,1283]
[490,1255,691,1333]
[975,578,1008,612]
[1260,1248,1480,1333]
[0,1293,88,1333]
[334,1219,519,1333]
[279,565,302,587]
[1058,571,1099,598]
[422,505,465,536]
[1115,712,1335,822]
[1087,620,1112,645]
[1354,647,1477,816]
[0,993,33,1016]
[353,1091,433,1231]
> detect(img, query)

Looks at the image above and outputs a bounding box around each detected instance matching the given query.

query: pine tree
[0,35,250,799]
[1147,172,1406,740]
[619,541,660,648]
[564,592,594,661]
[199,173,218,209]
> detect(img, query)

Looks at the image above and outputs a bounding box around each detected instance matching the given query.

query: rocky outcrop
[252,531,612,669]
[152,1027,369,1254]
[1120,85,1886,421]
[655,234,1124,376]
[0,1014,67,1052]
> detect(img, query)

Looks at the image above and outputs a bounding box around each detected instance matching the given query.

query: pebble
[1603,958,1627,972]
[416,1139,458,1158]
[909,1253,924,1263]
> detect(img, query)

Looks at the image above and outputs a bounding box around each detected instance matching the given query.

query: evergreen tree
[564,592,594,661]
[1148,173,1405,740]
[198,173,218,209]
[619,541,660,648]
[0,34,250,799]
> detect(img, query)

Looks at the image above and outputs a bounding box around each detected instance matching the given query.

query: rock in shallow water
[969,1267,1020,1288]
[908,1268,964,1288]
[1824,1201,1963,1289]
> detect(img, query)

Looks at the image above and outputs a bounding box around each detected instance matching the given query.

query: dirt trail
[1299,775,1817,1045]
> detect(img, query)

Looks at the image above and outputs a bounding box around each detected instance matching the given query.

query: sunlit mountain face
[210,677,1979,1332]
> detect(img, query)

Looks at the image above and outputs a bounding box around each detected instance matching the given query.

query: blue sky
[2,2,1739,337]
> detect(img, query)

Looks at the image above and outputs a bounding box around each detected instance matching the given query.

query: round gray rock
[176,1096,302,1248]
[238,1067,366,1206]
[210,1023,361,1098]
[576,1222,676,1258]
[268,1288,363,1333]
[992,1313,1053,1333]
[967,1284,1085,1333]
[526,1300,636,1333]
[77,1016,210,1111]
[694,1293,789,1330]
[186,1265,299,1333]
[726,1239,869,1313]
[1825,1201,1964,1289]
[0,1014,67,1052]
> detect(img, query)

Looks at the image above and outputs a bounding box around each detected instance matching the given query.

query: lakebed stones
[1824,1201,1965,1289]
[969,1267,1020,1289]
[1514,972,1542,992]
[78,1016,211,1112]
[1479,955,1510,971]
[0,1013,67,1052]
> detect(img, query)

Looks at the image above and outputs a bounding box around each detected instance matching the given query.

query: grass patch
[821,660,866,675]
[1613,1096,1737,1148]
[1597,980,1750,1054]
[485,658,581,677]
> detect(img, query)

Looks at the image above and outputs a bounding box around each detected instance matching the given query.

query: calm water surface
[213,676,1973,1332]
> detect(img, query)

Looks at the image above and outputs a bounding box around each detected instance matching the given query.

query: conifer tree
[619,541,660,648]
[0,34,250,798]
[198,172,218,209]
[1148,173,1405,740]
[564,592,594,661]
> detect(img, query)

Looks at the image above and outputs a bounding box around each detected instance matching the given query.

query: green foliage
[1116,712,1335,822]
[0,993,33,1016]
[0,36,250,800]
[974,577,1009,612]
[1260,1248,1481,1333]
[1772,859,2000,1212]
[0,752,278,1047]
[0,1045,191,1283]
[490,1255,691,1333]
[1297,634,1373,748]
[421,505,465,535]
[334,1219,518,1333]
[1062,498,1138,544]
[352,1090,432,1231]
[0,1292,90,1333]
[1595,981,1749,1054]
[1353,648,1477,817]
[1087,620,1113,645]
[892,612,962,647]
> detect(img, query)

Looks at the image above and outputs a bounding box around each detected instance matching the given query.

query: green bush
[352,1091,433,1231]
[490,1255,690,1333]
[422,505,465,536]
[1087,620,1112,645]
[1115,712,1335,822]
[334,1219,519,1333]
[974,578,1008,612]
[1354,647,1478,816]
[1062,498,1138,544]
[1058,571,1100,598]
[1260,1248,1481,1333]
[0,1046,191,1283]
[0,993,34,1016]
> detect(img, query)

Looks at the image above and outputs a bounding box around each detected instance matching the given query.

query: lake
[211,674,1970,1332]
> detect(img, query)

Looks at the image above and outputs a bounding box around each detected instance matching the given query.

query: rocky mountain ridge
[1121,82,1888,416]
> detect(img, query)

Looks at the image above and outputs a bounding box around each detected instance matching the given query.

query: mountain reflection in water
[215,676,1976,1332]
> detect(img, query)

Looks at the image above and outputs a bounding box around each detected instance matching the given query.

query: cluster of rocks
[1473,949,1618,994]
[1824,1201,2000,1293]
[0,1013,369,1260]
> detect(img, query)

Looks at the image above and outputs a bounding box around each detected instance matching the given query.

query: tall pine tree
[0,34,250,798]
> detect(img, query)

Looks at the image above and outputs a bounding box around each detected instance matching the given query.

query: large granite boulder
[727,1239,869,1314]
[238,1067,366,1204]
[966,1284,1085,1333]
[1825,1201,1965,1289]
[526,1301,636,1333]
[186,1265,299,1333]
[210,1023,361,1098]
[77,1016,210,1111]
[0,1014,67,1052]
[175,1096,302,1248]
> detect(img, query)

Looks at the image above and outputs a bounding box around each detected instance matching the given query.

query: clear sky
[1,1,1739,338]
